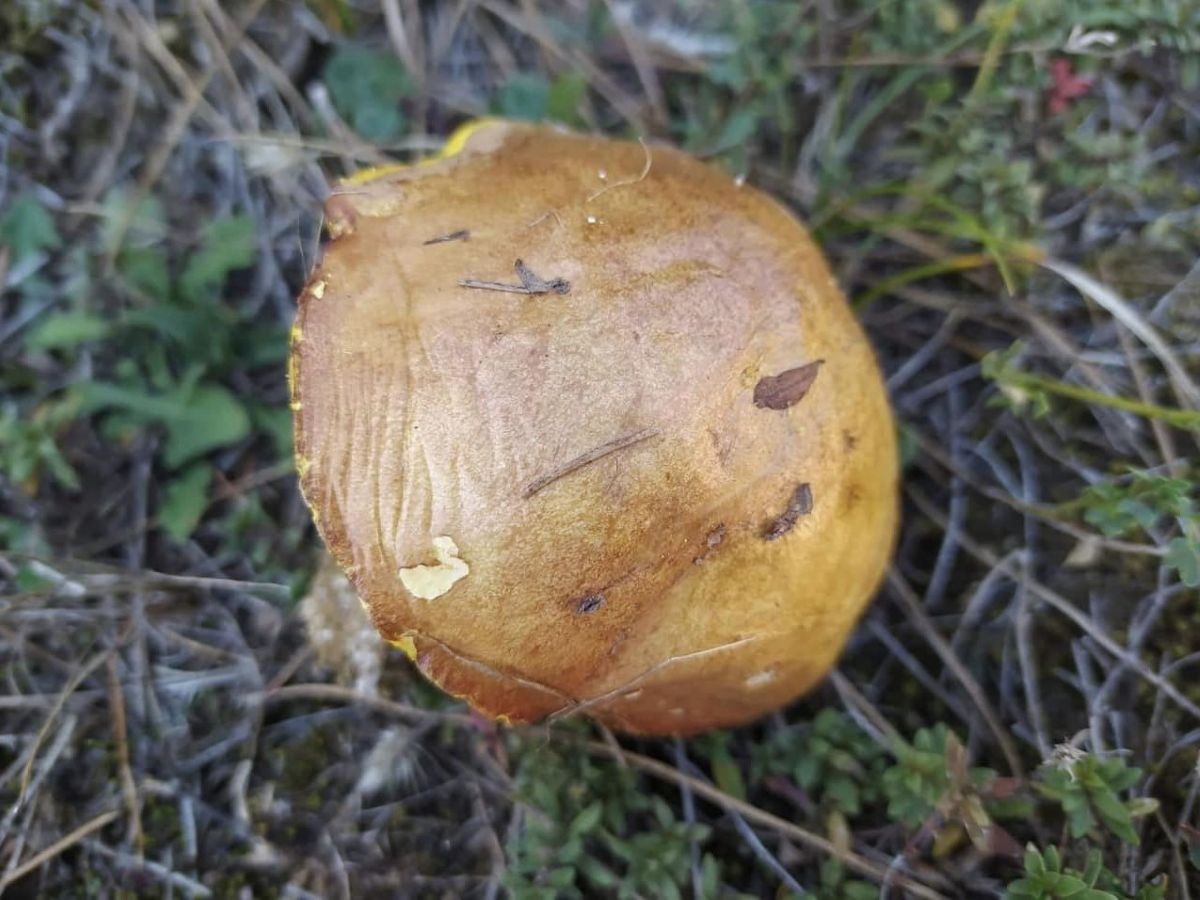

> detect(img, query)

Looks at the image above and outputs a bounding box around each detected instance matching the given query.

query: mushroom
[290,120,899,735]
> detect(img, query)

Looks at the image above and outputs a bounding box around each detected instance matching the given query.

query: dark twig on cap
[460,259,570,295]
[424,229,470,245]
[524,428,659,499]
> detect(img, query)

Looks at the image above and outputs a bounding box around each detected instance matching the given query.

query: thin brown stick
[524,428,659,499]
[0,557,293,599]
[887,569,1025,777]
[585,137,653,203]
[258,683,476,726]
[828,670,907,750]
[106,656,143,853]
[20,644,116,798]
[0,809,119,892]
[549,636,757,722]
[579,741,949,900]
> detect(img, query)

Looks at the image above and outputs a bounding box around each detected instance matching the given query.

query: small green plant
[1076,469,1200,587]
[1079,470,1195,539]
[8,189,288,545]
[881,724,996,827]
[981,347,1200,587]
[493,71,588,126]
[505,734,709,900]
[1007,845,1165,900]
[1035,750,1156,844]
[0,190,61,264]
[806,859,877,900]
[0,397,80,493]
[751,709,888,816]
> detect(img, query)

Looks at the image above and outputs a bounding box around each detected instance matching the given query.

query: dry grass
[1,1,1198,897]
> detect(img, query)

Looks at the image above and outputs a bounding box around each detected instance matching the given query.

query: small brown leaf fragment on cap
[762,483,813,541]
[753,360,824,411]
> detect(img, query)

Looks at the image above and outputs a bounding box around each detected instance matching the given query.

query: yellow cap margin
[339,118,500,187]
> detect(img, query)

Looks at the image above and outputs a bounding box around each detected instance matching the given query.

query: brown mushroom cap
[290,120,899,735]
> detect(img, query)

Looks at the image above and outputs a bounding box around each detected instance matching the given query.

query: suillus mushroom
[290,120,899,735]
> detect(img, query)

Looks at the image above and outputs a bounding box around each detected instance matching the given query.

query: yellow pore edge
[389,634,418,660]
[339,117,499,187]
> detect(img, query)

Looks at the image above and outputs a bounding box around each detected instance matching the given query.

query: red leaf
[1047,58,1093,114]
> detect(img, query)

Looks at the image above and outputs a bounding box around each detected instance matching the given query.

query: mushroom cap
[290,120,899,735]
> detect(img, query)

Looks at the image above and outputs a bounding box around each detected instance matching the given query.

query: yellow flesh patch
[398,536,469,600]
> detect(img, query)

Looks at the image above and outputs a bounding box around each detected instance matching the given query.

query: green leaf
[698,854,721,900]
[1006,876,1038,897]
[235,323,289,367]
[1044,843,1062,871]
[1125,796,1159,819]
[1091,788,1138,843]
[179,216,256,303]
[0,191,61,262]
[324,46,412,141]
[650,795,676,829]
[25,311,111,351]
[710,747,747,802]
[103,186,167,248]
[76,380,251,469]
[497,72,550,121]
[794,754,819,788]
[118,246,171,298]
[546,73,588,125]
[825,775,862,815]
[1024,844,1046,876]
[250,404,293,459]
[713,106,760,151]
[1166,536,1200,587]
[577,856,619,889]
[159,464,211,541]
[568,802,603,837]
[1054,875,1093,896]
[545,866,575,889]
